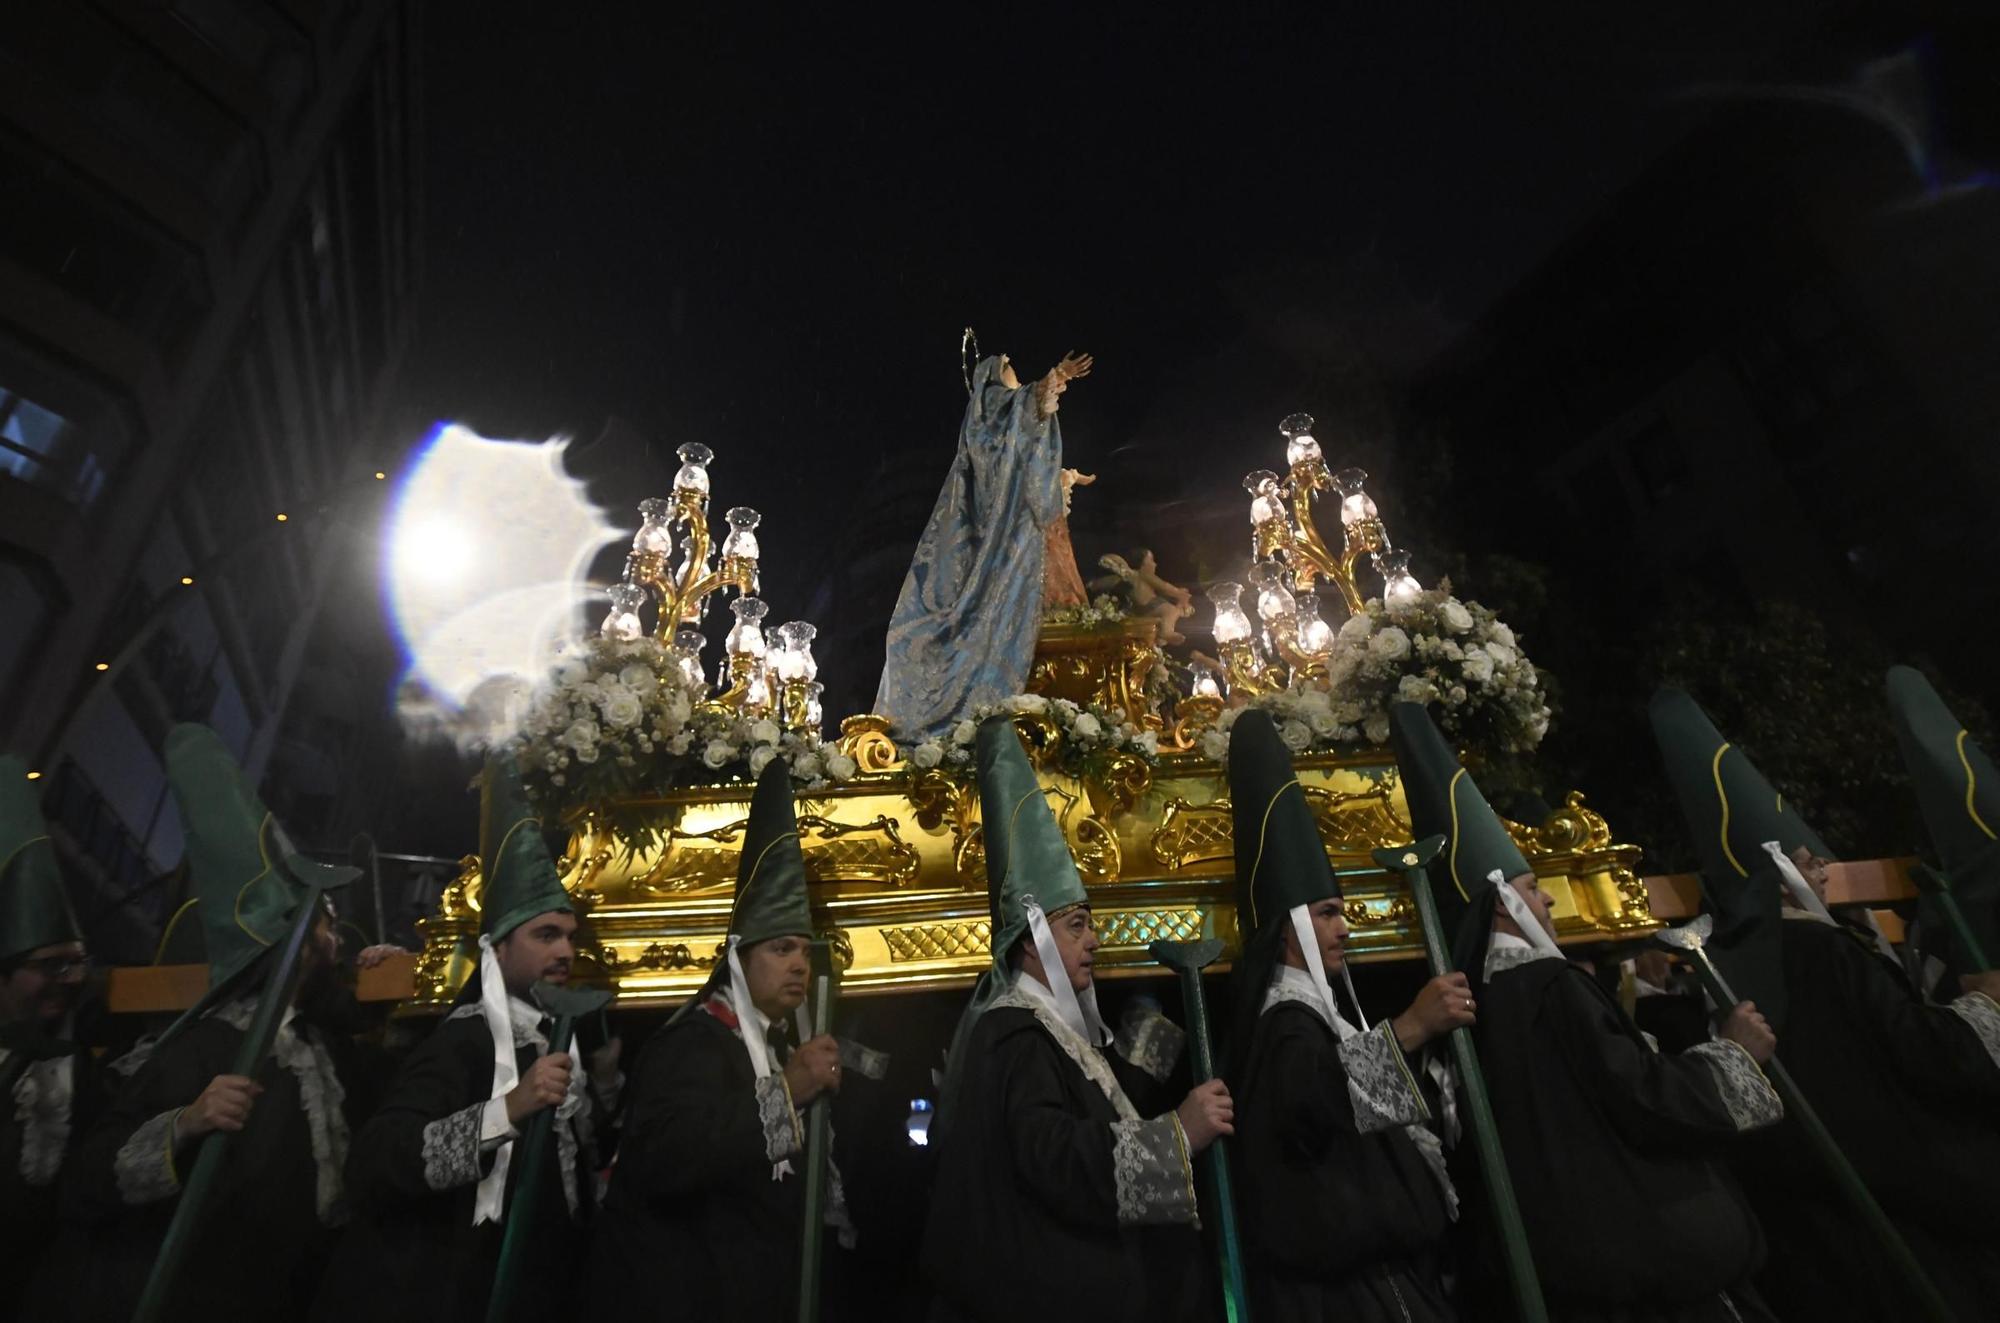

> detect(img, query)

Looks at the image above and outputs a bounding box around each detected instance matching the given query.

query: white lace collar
[991,975,1138,1121]
[1484,930,1562,980]
[1262,963,1360,1041]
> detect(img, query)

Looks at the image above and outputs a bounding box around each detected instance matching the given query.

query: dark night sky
[364,2,1946,852]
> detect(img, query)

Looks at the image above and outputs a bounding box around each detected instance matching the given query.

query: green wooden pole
[1148,938,1250,1323]
[796,938,841,1323]
[133,882,330,1323]
[1656,925,1957,1323]
[486,983,613,1323]
[1374,841,1550,1323]
[1912,865,1992,973]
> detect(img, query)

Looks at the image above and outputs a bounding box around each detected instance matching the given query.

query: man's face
[0,941,87,1026]
[1284,898,1350,972]
[1497,872,1556,942]
[1026,904,1098,994]
[1789,846,1832,905]
[495,911,577,996]
[742,934,811,1020]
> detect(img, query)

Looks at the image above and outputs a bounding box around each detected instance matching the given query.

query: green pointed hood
[478,753,574,941]
[0,757,81,965]
[1389,702,1531,977]
[728,759,812,946]
[1647,689,1818,1026]
[978,716,1088,962]
[1885,665,2000,971]
[165,724,359,988]
[1229,710,1340,936]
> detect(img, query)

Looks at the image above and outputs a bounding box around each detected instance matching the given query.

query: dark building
[0,0,423,956]
[1411,105,1999,686]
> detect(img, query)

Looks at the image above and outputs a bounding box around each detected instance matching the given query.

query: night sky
[365,2,1953,855]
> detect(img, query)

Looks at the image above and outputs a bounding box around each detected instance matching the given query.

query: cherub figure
[1094,548,1194,645]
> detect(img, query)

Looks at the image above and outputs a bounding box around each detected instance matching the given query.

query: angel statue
[874,333,1094,740]
[1092,549,1194,645]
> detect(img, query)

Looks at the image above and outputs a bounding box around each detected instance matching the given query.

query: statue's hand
[1054,351,1094,383]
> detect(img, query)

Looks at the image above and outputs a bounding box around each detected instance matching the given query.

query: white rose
[748,746,778,775]
[1053,698,1080,719]
[951,719,977,746]
[1441,600,1474,634]
[619,664,657,696]
[1071,713,1103,740]
[573,743,600,765]
[1396,674,1435,705]
[1003,694,1048,715]
[1486,642,1518,670]
[825,752,858,781]
[749,718,782,746]
[1334,701,1365,726]
[573,681,603,707]
[701,739,734,769]
[1307,711,1336,737]
[669,731,695,756]
[911,741,944,769]
[1199,730,1229,761]
[1363,712,1391,744]
[563,719,600,753]
[1368,627,1411,661]
[1462,647,1495,683]
[663,692,693,727]
[1133,731,1159,757]
[1448,684,1469,706]
[1338,613,1374,643]
[1279,719,1312,752]
[1333,724,1361,743]
[1492,622,1516,648]
[601,689,644,729]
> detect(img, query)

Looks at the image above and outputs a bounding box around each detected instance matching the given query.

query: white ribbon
[1764,841,1898,964]
[1023,897,1110,1046]
[726,935,794,1180]
[1490,869,1563,960]
[1286,904,1348,1036]
[472,937,517,1225]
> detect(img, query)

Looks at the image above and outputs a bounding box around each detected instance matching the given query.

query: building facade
[0,0,422,957]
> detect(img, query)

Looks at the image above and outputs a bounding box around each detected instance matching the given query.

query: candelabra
[1208,412,1425,698]
[599,443,820,724]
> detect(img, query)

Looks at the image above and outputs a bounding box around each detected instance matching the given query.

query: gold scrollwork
[600,939,723,972]
[1151,783,1409,872]
[797,813,920,888]
[1342,895,1416,928]
[1073,814,1122,881]
[835,714,903,774]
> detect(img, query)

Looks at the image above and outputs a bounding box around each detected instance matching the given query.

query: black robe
[922,998,1208,1323]
[2,1043,105,1323]
[1233,997,1455,1322]
[52,1009,357,1323]
[587,1000,822,1319]
[316,1006,599,1323]
[1736,916,2000,1322]
[1470,950,1776,1323]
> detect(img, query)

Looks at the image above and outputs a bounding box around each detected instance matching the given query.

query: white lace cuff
[1109,1114,1198,1227]
[1688,1039,1782,1132]
[422,1100,489,1191]
[1340,1020,1430,1134]
[756,1074,802,1163]
[478,1096,517,1152]
[1113,1010,1185,1084]
[1950,991,2000,1072]
[114,1108,184,1205]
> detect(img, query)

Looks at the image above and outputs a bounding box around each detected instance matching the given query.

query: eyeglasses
[15,955,92,980]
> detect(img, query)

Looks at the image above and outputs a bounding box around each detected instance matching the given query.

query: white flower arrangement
[506,634,861,850]
[1223,581,1550,759]
[1042,593,1129,629]
[907,693,1161,781]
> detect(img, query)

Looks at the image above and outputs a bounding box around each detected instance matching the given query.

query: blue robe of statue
[875,356,1062,741]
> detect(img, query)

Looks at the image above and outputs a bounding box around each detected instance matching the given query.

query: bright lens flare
[385,423,625,740]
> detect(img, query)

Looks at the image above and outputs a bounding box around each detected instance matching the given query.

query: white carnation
[1199,729,1229,761]
[951,719,977,746]
[1003,693,1049,715]
[669,731,695,756]
[1486,642,1518,670]
[1071,712,1103,740]
[911,741,944,769]
[701,739,734,769]
[825,752,858,781]
[748,745,778,775]
[1491,622,1517,647]
[1338,613,1374,643]
[749,718,782,746]
[563,719,600,754]
[1133,731,1159,757]
[619,663,657,695]
[1462,647,1495,683]
[573,742,600,765]
[1396,674,1435,704]
[1363,712,1392,744]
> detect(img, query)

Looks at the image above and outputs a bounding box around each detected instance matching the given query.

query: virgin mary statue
[873,340,1093,740]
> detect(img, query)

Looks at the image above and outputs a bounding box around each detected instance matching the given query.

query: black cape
[1232,999,1455,1322]
[2,1041,106,1323]
[1735,916,2000,1321]
[51,1011,358,1323]
[1468,953,1771,1323]
[587,1003,821,1318]
[922,1003,1208,1323]
[316,1007,597,1323]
